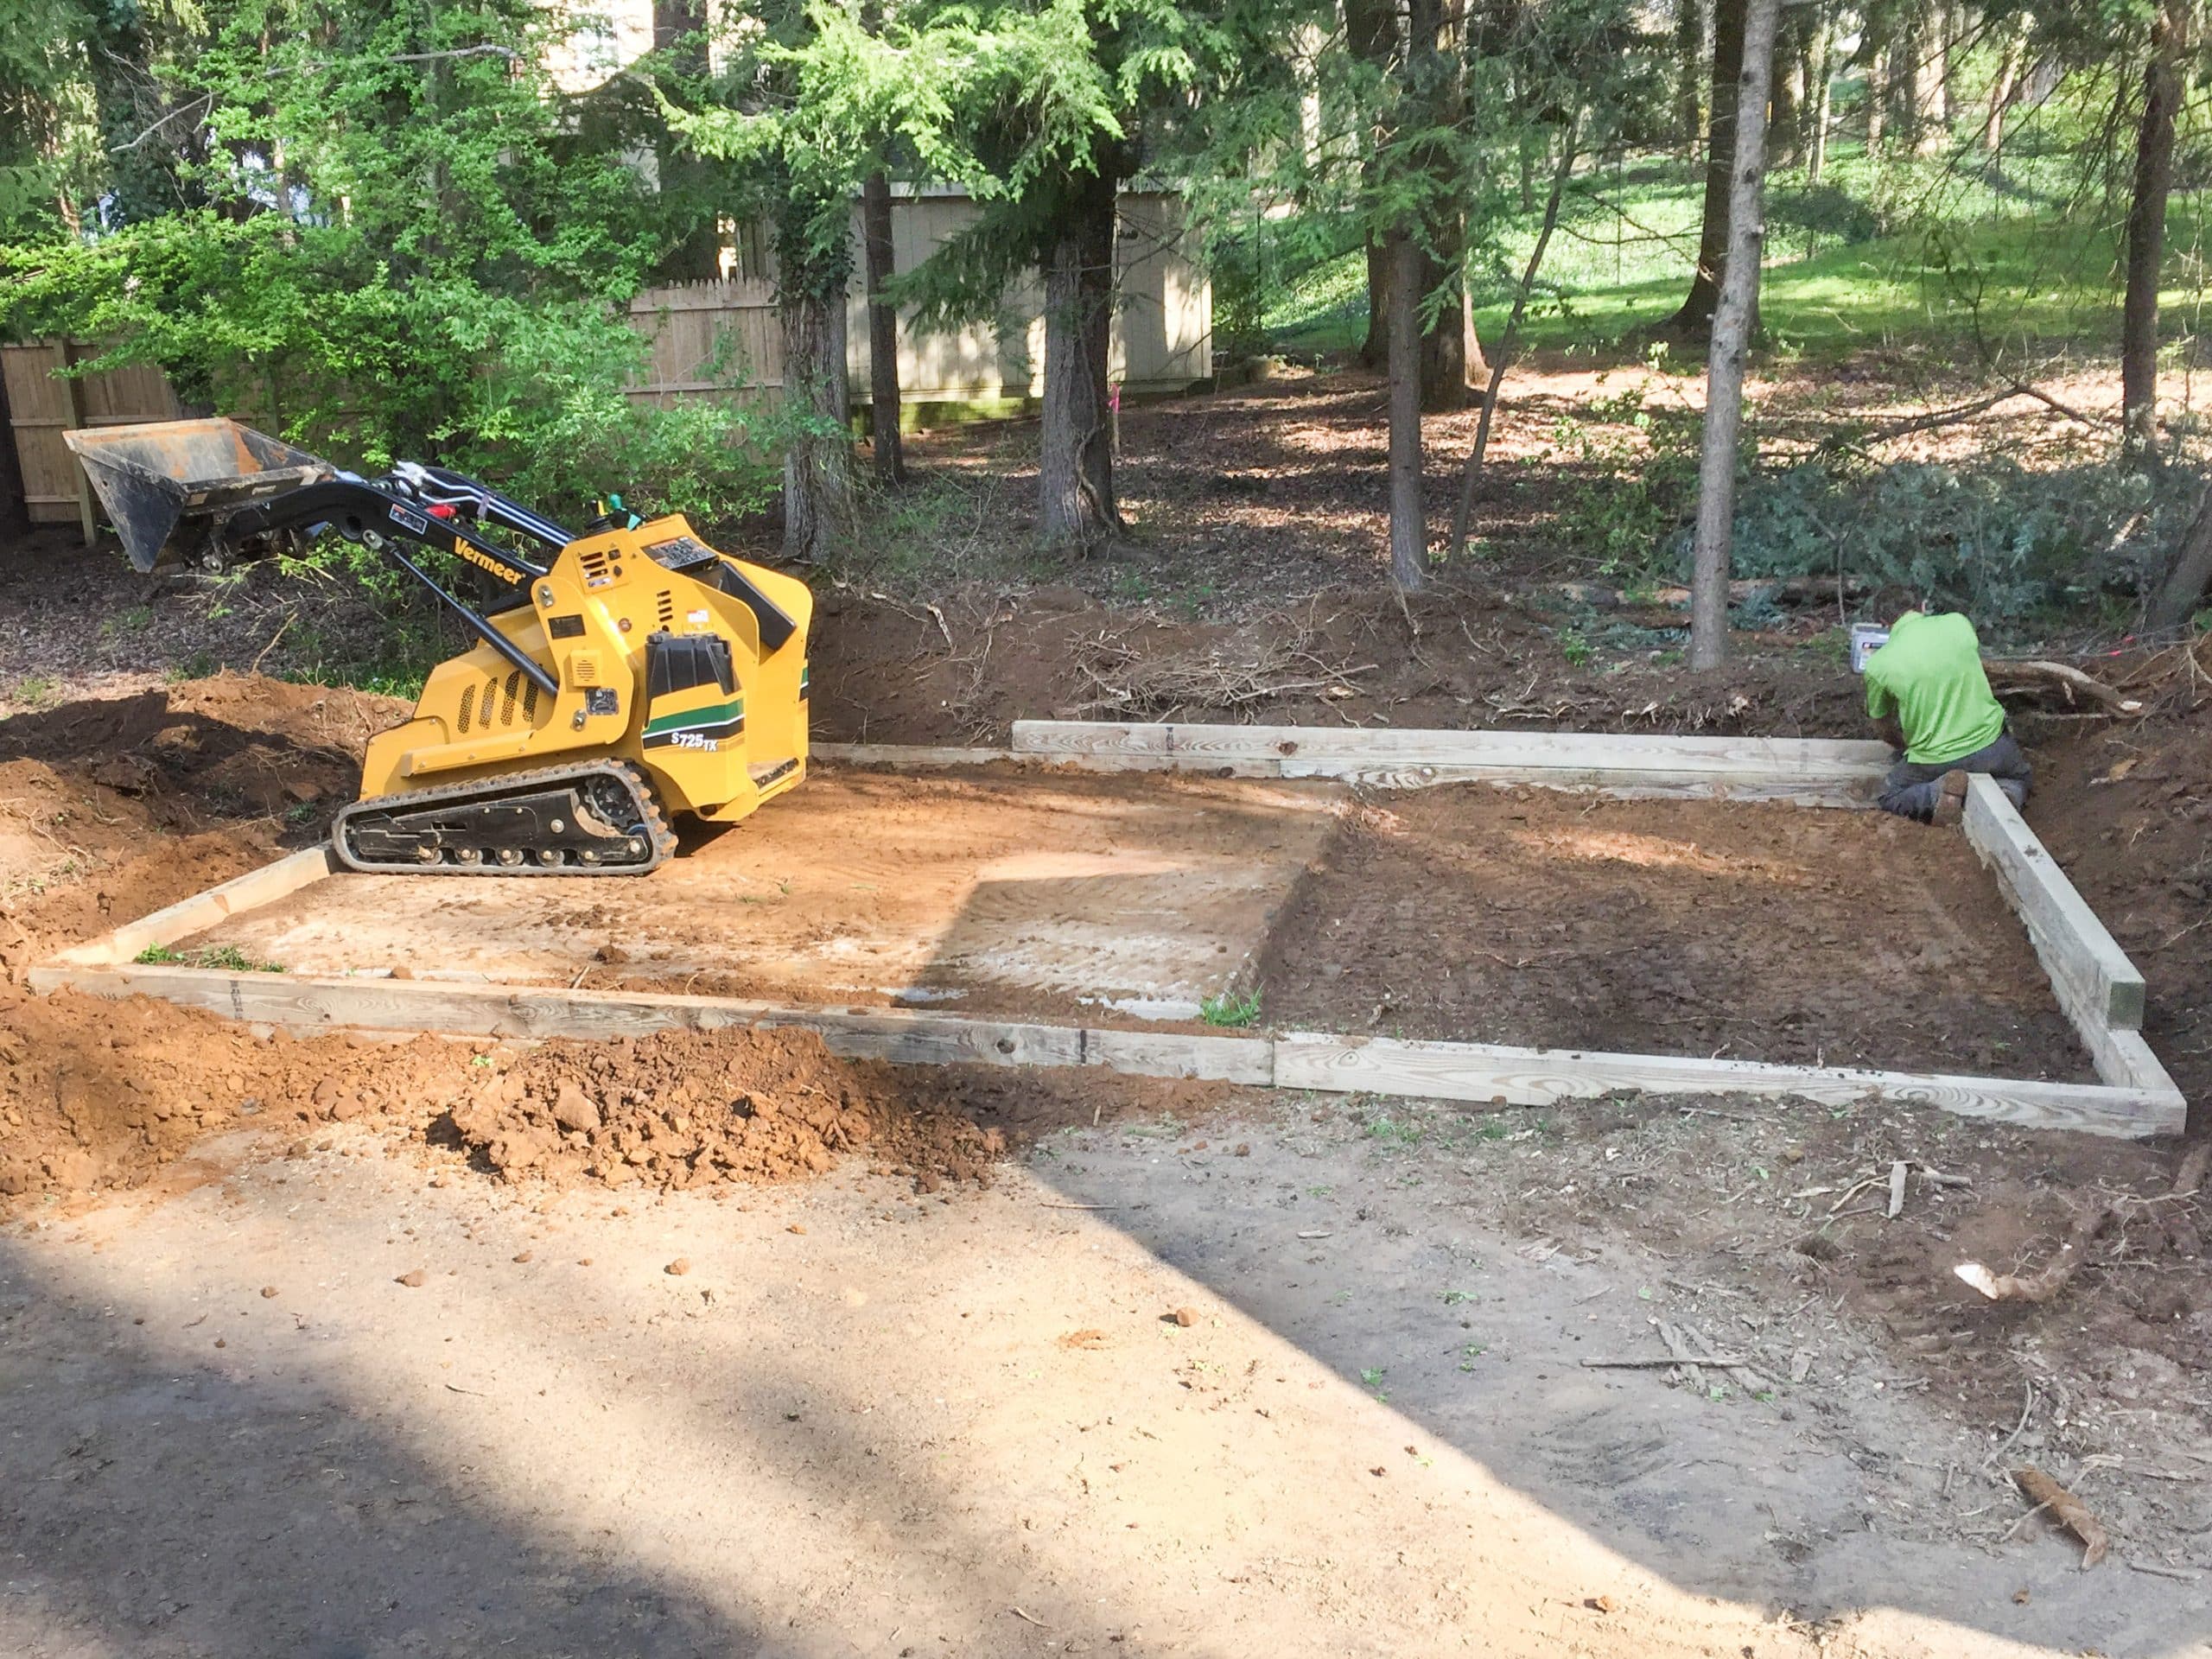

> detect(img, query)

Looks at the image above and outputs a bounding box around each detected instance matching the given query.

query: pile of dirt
[0,676,406,972]
[444,1027,1004,1192]
[807,581,1871,750]
[0,984,459,1201]
[1,982,1202,1209]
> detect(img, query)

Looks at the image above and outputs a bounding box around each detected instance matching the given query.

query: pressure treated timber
[1272,1033,2185,1140]
[813,742,1016,769]
[1008,721,1893,803]
[51,846,338,969]
[23,962,1275,1084]
[25,958,2179,1137]
[1962,775,2147,1033]
[27,736,2185,1141]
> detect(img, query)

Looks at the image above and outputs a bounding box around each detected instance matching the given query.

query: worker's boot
[1931,770,1971,826]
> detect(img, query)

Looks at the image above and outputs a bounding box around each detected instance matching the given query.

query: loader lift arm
[219,468,566,697]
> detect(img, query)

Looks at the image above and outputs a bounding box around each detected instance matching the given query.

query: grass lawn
[1263,143,2205,362]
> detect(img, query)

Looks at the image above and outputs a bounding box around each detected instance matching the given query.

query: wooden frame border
[29,726,2186,1141]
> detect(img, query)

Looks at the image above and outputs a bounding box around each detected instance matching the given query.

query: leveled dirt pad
[181,767,1339,1019]
[163,764,2090,1081]
[1262,785,2091,1079]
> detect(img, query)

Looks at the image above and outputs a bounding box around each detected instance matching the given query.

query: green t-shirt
[1863,611,2006,765]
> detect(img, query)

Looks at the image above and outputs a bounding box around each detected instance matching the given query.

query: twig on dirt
[1985,1382,2037,1472]
[1039,1202,1118,1211]
[2012,1465,2110,1567]
[923,601,954,650]
[2126,1559,2202,1582]
[1810,389,2020,454]
[1071,626,1375,719]
[1008,1607,1052,1629]
[248,613,295,676]
[2006,378,2113,429]
[1583,1352,1751,1370]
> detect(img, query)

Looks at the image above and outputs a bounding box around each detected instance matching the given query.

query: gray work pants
[1878,731,2031,822]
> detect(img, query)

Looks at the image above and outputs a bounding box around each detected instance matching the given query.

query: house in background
[553,1,1212,421]
[625,185,1213,426]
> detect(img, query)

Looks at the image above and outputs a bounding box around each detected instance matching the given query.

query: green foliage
[1199,987,1263,1027]
[1546,378,1704,580]
[1719,458,2197,626]
[136,942,284,972]
[0,1,775,528]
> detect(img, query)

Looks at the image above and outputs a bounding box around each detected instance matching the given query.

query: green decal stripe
[642,696,743,738]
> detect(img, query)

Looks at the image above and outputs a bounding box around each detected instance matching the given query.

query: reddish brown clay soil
[1262,787,2089,1078]
[0,982,1205,1210]
[0,675,405,971]
[806,581,1872,749]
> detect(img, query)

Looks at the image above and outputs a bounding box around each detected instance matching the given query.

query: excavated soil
[1262,786,2092,1078]
[2030,690,2212,1126]
[0,675,406,971]
[0,983,1201,1209]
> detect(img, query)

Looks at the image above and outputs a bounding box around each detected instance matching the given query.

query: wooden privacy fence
[3,340,184,530]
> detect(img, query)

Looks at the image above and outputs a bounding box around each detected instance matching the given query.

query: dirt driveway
[4,1084,2206,1659]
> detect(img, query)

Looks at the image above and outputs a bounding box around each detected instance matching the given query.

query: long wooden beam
[1961,775,2146,1033]
[1007,720,1893,804]
[27,959,2183,1139]
[1274,1033,2182,1140]
[50,845,337,969]
[30,736,2184,1141]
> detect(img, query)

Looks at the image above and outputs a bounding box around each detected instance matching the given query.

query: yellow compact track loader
[67,419,810,876]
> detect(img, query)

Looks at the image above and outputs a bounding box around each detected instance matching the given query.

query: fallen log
[1985,659,2145,715]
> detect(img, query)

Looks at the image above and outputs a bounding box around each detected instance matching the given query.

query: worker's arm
[1864,676,1904,753]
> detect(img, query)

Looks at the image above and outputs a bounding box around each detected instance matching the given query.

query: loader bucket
[63,418,327,571]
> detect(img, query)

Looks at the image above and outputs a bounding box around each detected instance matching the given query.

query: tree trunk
[861,170,906,486]
[1452,117,1580,557]
[1807,9,1833,184]
[1408,0,1474,410]
[1688,0,1779,671]
[87,0,180,224]
[654,0,722,281]
[1386,228,1427,591]
[1676,0,1705,157]
[1903,6,1945,156]
[1347,0,1396,371]
[1360,238,1390,367]
[1865,34,1887,153]
[1769,10,1802,168]
[2147,484,2212,629]
[2123,3,2186,466]
[1662,0,1747,339]
[780,282,855,563]
[1039,172,1120,547]
[1984,19,2025,154]
[0,363,27,538]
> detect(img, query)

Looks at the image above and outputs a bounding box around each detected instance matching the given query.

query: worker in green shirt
[1862,607,2030,824]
